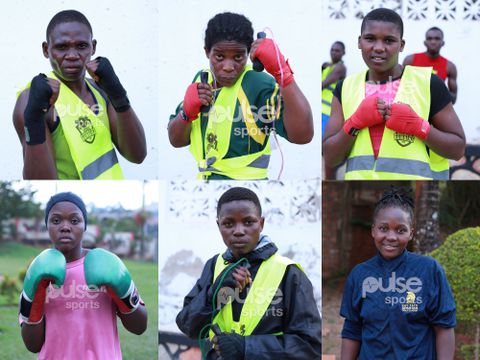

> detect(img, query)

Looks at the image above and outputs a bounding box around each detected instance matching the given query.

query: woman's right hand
[182,82,212,120]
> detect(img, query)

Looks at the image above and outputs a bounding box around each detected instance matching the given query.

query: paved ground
[322,277,345,359]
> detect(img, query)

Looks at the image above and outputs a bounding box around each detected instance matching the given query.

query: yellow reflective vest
[342,66,449,180]
[322,63,341,116]
[50,73,123,179]
[189,66,271,180]
[19,73,124,179]
[209,253,299,338]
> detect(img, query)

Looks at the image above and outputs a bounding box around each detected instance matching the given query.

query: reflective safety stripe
[198,154,270,176]
[376,158,434,178]
[322,99,332,106]
[346,156,375,172]
[432,169,449,180]
[248,154,270,168]
[189,66,272,180]
[342,66,449,180]
[81,149,119,179]
[347,156,450,179]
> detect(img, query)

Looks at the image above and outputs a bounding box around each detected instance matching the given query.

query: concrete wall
[320,1,480,144]
[159,0,323,179]
[1,0,159,179]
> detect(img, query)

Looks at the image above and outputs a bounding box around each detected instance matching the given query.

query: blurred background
[320,0,480,179]
[322,181,480,360]
[158,179,321,359]
[0,180,159,359]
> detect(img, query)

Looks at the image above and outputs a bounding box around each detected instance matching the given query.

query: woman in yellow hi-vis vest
[13,10,146,179]
[168,12,313,180]
[176,187,321,359]
[322,8,465,180]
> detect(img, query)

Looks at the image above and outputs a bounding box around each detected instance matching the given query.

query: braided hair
[204,12,254,53]
[373,187,414,225]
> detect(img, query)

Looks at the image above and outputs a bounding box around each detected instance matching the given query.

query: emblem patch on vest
[75,116,96,144]
[207,132,218,152]
[394,132,414,147]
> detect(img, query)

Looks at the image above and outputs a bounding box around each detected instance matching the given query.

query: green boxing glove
[84,249,141,314]
[19,249,66,324]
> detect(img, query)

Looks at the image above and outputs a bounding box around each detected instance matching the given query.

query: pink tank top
[365,79,401,158]
[20,256,123,359]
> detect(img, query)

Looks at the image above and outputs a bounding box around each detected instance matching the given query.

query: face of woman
[371,206,413,260]
[48,201,85,262]
[358,20,405,81]
[205,40,248,88]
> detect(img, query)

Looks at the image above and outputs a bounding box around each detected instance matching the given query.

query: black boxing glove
[217,332,245,360]
[24,74,52,145]
[93,57,130,112]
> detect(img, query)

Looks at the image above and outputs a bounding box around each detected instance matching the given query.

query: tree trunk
[475,322,479,360]
[414,182,441,253]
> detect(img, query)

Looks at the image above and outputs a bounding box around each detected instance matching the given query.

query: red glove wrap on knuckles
[253,39,294,87]
[386,103,430,140]
[343,96,384,136]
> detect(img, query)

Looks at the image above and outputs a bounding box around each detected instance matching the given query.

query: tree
[414,181,441,253]
[0,182,42,242]
[430,227,480,359]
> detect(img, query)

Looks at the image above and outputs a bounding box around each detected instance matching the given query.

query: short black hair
[361,8,404,38]
[204,12,254,53]
[333,41,346,51]
[46,10,93,41]
[217,187,262,216]
[373,187,414,225]
[426,26,444,38]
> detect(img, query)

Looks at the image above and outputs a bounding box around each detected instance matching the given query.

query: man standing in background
[403,27,458,104]
[322,41,346,180]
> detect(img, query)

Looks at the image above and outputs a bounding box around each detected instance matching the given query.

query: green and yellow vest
[209,253,299,338]
[341,65,449,180]
[189,66,271,180]
[19,73,124,179]
[322,63,341,116]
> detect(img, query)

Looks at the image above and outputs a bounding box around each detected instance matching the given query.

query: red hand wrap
[29,279,50,323]
[343,96,384,136]
[183,83,202,120]
[253,39,294,87]
[386,103,431,140]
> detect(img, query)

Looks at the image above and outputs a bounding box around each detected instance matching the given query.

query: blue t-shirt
[340,250,456,360]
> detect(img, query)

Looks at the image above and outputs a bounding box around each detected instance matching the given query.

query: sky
[12,180,159,210]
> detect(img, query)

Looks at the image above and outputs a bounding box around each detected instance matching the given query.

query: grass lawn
[0,242,157,359]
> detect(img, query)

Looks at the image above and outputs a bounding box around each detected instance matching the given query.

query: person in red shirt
[403,27,458,104]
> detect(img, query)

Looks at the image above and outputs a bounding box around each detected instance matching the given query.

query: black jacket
[176,241,322,359]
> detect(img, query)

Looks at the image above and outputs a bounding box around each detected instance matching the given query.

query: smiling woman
[339,188,456,360]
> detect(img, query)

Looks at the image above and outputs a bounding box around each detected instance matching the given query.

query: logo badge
[394,132,415,147]
[206,132,218,152]
[75,116,96,144]
[401,291,419,312]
